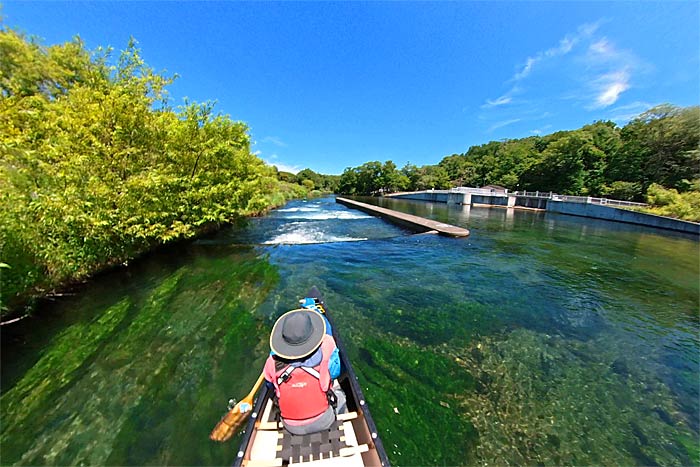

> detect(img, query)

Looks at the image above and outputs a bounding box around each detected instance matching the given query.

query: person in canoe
[264,307,347,435]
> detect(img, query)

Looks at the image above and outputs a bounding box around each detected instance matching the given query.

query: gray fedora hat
[270,309,326,360]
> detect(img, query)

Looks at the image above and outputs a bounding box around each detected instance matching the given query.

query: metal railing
[512,191,647,207]
[394,188,648,208]
[450,187,508,196]
[514,191,554,198]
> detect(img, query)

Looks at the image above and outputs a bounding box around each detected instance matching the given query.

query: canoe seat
[245,401,368,466]
[277,416,368,464]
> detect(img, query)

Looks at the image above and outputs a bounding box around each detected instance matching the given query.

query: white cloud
[585,36,640,68]
[261,136,287,147]
[479,18,648,132]
[265,159,301,174]
[482,85,521,109]
[514,57,537,81]
[597,81,629,107]
[589,69,630,108]
[511,21,601,82]
[488,118,521,132]
[552,36,575,56]
[581,36,646,109]
[578,21,602,37]
[589,38,612,55]
[482,95,512,109]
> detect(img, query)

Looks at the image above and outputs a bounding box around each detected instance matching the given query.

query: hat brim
[270,309,326,360]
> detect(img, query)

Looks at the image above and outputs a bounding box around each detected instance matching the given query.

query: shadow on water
[1,196,698,466]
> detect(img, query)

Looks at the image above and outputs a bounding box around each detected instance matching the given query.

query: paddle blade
[209,400,253,442]
[210,372,265,442]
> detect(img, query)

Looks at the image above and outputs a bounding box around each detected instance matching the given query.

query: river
[1,195,698,466]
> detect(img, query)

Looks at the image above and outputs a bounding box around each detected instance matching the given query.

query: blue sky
[3,2,699,175]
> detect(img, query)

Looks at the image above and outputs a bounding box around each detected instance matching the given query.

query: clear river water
[1,195,698,466]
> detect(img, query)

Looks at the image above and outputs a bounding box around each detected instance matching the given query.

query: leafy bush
[603,181,643,201]
[646,183,679,206]
[639,184,700,222]
[0,29,296,314]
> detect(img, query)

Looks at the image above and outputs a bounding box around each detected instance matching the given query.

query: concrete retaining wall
[547,200,700,234]
[472,194,508,206]
[387,190,699,235]
[515,197,549,209]
[391,191,449,203]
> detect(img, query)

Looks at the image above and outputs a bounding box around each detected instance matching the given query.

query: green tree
[521,132,587,194]
[415,165,451,190]
[356,161,383,195]
[614,105,700,193]
[401,163,421,191]
[603,181,643,201]
[0,27,298,314]
[338,167,358,194]
[296,168,322,189]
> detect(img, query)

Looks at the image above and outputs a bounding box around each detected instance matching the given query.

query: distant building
[481,185,508,195]
[450,185,509,196]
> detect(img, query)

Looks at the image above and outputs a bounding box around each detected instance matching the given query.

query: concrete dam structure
[387,188,547,209]
[386,189,699,235]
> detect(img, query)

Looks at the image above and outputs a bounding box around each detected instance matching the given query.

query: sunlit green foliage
[338,160,441,195]
[0,27,300,313]
[633,183,700,222]
[614,105,700,192]
[293,168,339,192]
[602,181,643,201]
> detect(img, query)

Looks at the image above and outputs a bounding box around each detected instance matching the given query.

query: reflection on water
[1,196,698,466]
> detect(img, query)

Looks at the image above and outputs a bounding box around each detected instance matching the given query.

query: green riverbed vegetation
[0,27,312,315]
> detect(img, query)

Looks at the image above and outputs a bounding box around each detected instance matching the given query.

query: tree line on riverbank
[336,105,700,221]
[0,28,309,315]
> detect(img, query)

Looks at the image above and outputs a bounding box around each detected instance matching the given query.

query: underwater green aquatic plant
[451,329,698,466]
[353,336,478,466]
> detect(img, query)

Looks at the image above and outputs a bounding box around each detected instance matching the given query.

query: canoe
[233,287,390,467]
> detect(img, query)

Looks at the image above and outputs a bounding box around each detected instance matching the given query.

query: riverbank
[0,184,316,322]
[0,30,320,319]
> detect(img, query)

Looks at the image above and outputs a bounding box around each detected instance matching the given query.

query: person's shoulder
[321,333,338,350]
[322,333,336,342]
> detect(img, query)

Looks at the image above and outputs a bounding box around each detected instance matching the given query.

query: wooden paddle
[210,372,265,442]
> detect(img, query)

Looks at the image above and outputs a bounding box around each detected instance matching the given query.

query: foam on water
[276,207,322,213]
[275,200,371,220]
[264,222,367,245]
[283,211,371,220]
[264,233,367,245]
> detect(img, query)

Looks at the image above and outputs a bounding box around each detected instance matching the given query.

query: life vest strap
[301,366,321,379]
[276,365,321,386]
[276,366,295,386]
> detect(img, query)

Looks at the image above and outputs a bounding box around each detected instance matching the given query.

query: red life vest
[265,335,335,421]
